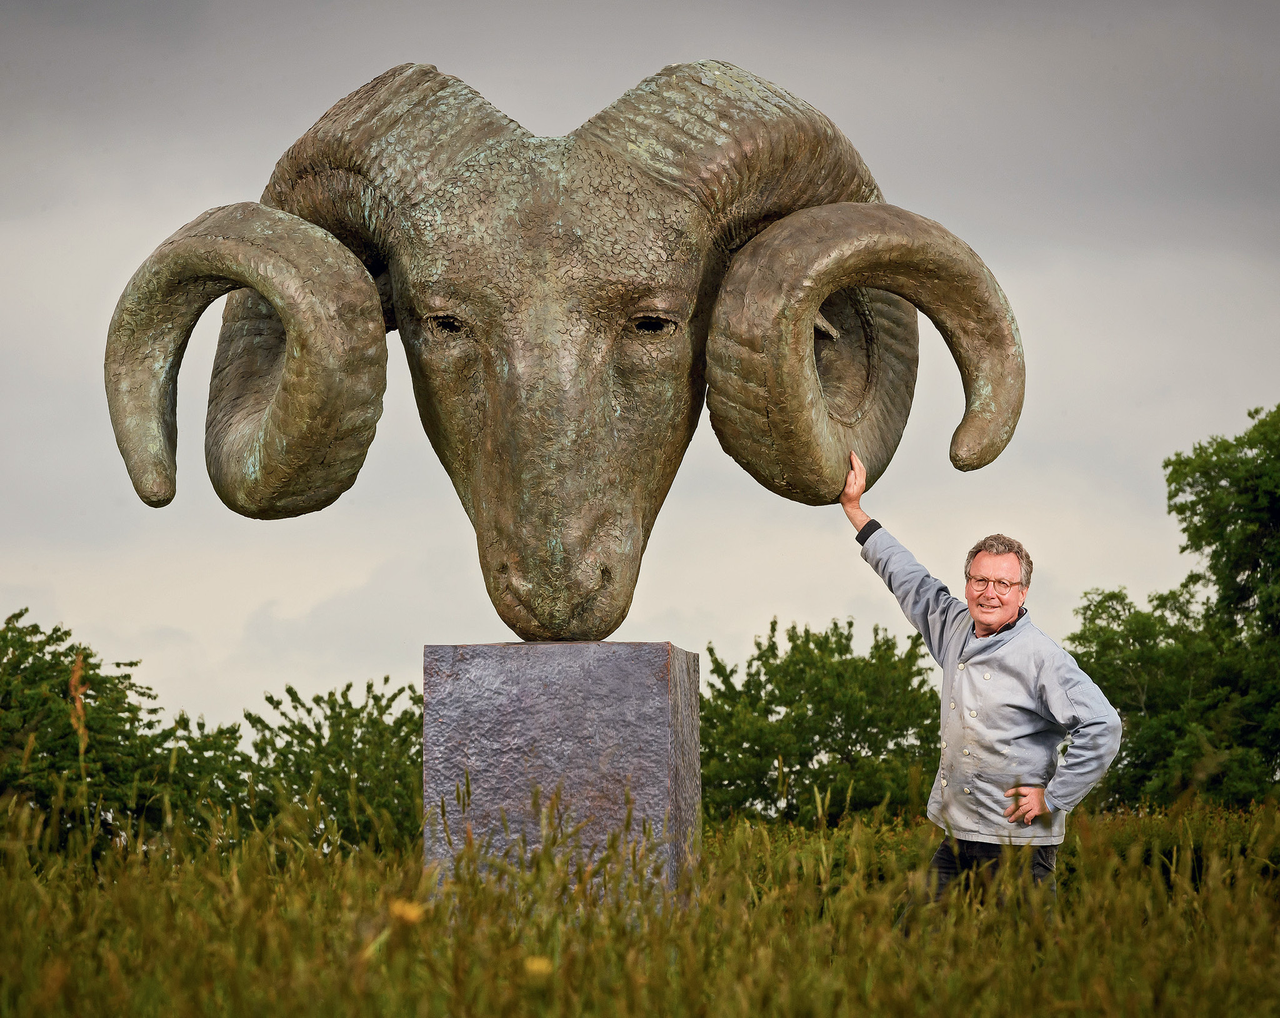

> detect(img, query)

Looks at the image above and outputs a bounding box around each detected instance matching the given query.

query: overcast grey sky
[2,0,1277,727]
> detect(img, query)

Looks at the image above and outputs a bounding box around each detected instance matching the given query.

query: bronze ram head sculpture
[106,61,1023,641]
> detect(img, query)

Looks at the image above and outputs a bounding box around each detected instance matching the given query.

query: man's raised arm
[840,452,968,662]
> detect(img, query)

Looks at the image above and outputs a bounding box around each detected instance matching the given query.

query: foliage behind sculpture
[1067,405,1280,807]
[701,618,938,826]
[105,61,1024,641]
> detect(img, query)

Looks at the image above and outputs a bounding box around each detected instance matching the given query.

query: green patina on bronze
[105,61,1025,641]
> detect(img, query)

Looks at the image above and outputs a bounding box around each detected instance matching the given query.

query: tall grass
[3,794,1278,1016]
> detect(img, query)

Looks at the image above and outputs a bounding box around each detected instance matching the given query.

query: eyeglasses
[966,575,1022,596]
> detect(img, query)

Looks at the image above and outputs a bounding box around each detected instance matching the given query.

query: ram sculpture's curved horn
[106,63,524,518]
[581,60,1021,501]
[105,202,386,516]
[707,203,1024,503]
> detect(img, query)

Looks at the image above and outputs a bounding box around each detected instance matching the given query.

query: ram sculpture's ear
[706,202,1025,504]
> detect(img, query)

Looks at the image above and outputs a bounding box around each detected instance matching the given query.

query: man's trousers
[929,837,1058,899]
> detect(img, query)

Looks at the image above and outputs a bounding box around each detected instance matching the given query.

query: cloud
[1,0,1276,724]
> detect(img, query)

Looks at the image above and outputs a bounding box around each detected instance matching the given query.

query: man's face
[965,550,1027,637]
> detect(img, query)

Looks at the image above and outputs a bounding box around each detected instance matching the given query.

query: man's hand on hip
[1003,786,1048,825]
[840,451,872,531]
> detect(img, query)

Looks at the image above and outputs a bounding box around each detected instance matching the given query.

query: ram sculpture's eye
[427,314,467,337]
[630,314,678,336]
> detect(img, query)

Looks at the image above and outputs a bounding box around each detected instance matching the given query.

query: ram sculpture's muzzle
[467,329,648,641]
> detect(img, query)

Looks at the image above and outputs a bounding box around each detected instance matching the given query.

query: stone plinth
[423,642,700,877]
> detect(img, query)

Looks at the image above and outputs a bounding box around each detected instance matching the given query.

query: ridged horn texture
[707,203,1025,504]
[578,60,884,247]
[255,63,525,288]
[577,61,925,496]
[105,202,387,516]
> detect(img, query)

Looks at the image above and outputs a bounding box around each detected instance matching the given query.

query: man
[839,451,1121,895]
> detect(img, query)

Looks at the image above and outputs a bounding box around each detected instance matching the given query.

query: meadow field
[3,797,1278,1017]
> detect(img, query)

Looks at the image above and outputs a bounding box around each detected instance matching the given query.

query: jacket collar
[996,606,1028,635]
[962,607,1029,659]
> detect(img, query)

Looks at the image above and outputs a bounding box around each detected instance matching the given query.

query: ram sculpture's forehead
[400,136,708,317]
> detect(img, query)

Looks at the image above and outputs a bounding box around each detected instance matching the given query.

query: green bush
[0,609,422,852]
[243,679,423,850]
[0,609,248,846]
[701,618,938,825]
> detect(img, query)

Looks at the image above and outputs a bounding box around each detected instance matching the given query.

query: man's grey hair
[964,534,1033,588]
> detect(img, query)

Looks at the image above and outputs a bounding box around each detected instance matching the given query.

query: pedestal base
[423,642,700,877]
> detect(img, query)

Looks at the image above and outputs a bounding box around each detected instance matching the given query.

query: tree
[0,609,249,845]
[1,608,424,851]
[243,678,423,849]
[1067,586,1273,806]
[1166,405,1280,638]
[700,618,938,826]
[1067,405,1280,807]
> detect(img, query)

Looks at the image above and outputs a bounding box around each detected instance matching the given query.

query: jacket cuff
[856,519,882,546]
[1044,792,1061,813]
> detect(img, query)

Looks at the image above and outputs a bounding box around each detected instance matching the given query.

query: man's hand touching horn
[840,451,872,532]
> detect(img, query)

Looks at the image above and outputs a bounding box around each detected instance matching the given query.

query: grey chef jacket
[859,523,1121,846]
